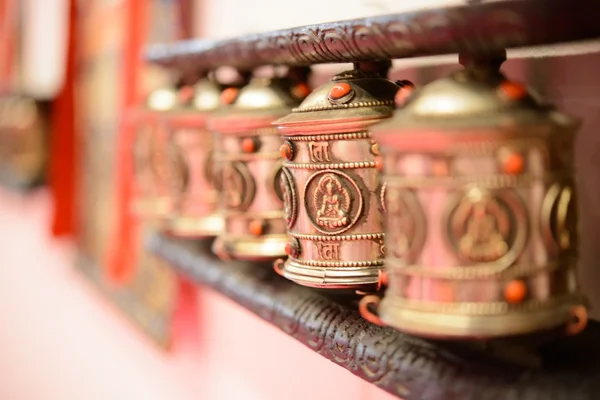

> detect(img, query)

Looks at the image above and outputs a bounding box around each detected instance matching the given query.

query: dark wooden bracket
[149,233,600,400]
[145,0,600,71]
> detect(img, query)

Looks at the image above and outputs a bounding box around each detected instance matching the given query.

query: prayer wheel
[273,67,399,289]
[209,73,309,261]
[360,52,588,339]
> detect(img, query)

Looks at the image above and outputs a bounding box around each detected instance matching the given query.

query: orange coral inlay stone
[502,152,524,174]
[249,220,264,236]
[285,242,292,256]
[504,280,527,304]
[178,85,194,103]
[395,85,415,107]
[280,143,292,160]
[292,83,311,99]
[432,159,449,176]
[242,137,256,153]
[328,83,352,100]
[499,81,527,100]
[221,87,239,105]
[374,156,383,172]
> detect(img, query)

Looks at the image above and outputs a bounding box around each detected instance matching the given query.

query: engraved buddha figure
[222,163,243,209]
[458,197,509,263]
[315,175,349,229]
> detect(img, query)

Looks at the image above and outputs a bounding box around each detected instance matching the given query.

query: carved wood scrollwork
[146,0,600,71]
[150,233,600,400]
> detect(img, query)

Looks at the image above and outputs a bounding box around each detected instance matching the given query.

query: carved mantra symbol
[308,141,330,162]
[314,174,351,229]
[316,242,340,260]
[451,190,512,263]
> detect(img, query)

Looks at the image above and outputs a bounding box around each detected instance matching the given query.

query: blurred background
[0,0,599,399]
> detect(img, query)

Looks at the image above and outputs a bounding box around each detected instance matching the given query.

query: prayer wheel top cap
[273,69,398,134]
[374,55,578,132]
[189,78,222,111]
[145,87,179,111]
[206,77,301,134]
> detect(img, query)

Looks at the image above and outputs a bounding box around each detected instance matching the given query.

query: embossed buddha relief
[314,173,351,230]
[450,189,514,264]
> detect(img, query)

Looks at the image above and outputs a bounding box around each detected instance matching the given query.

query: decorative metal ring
[359,295,384,326]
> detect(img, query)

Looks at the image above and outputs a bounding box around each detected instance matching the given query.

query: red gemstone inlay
[280,142,292,160]
[292,83,311,99]
[285,242,292,256]
[499,81,527,101]
[242,137,256,153]
[502,152,524,175]
[504,280,527,304]
[221,87,239,105]
[375,156,383,172]
[328,83,352,100]
[178,86,194,103]
[395,85,415,108]
[249,220,264,236]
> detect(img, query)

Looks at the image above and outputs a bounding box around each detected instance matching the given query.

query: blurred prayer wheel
[208,73,309,261]
[272,67,399,289]
[0,95,47,186]
[130,87,179,222]
[361,51,588,339]
[164,78,225,238]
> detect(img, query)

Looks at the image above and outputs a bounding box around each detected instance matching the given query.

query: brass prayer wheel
[163,78,225,238]
[131,87,179,222]
[209,74,309,261]
[272,67,399,289]
[0,95,47,186]
[360,52,588,339]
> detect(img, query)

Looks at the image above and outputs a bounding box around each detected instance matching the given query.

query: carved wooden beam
[149,233,600,400]
[145,0,600,71]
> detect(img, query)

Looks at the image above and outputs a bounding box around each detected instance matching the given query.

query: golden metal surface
[369,52,588,339]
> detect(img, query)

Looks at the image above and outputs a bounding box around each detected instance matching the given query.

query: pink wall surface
[0,189,397,400]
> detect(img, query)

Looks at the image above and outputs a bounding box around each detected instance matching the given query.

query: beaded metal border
[288,232,384,241]
[284,161,376,170]
[291,100,395,113]
[284,131,371,142]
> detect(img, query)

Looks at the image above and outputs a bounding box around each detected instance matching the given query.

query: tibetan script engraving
[316,242,340,261]
[308,141,330,162]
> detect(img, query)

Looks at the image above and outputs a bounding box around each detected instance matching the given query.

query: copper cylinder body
[209,77,304,261]
[371,61,588,339]
[273,69,399,289]
[164,80,224,237]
